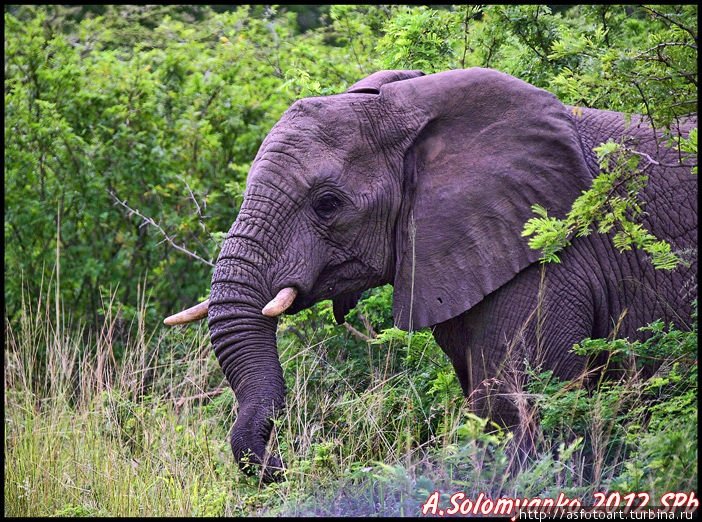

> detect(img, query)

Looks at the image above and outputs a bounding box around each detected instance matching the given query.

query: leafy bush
[4,5,369,330]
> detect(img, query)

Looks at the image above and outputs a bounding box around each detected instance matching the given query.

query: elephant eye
[313,194,342,219]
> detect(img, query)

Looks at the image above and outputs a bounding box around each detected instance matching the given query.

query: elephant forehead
[251,129,343,188]
[248,150,385,197]
[249,99,390,188]
[281,95,387,149]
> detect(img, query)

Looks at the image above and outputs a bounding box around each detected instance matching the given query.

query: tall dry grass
[4,280,512,516]
[5,280,240,515]
[5,277,696,516]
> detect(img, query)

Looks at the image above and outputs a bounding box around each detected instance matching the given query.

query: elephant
[164,68,697,481]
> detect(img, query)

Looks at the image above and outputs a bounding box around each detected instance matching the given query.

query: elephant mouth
[283,259,376,316]
[284,285,326,314]
[286,297,310,315]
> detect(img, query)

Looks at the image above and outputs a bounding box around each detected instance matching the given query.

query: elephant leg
[434,300,526,428]
[434,262,597,429]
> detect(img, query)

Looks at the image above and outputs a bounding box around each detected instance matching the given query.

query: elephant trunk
[208,236,286,481]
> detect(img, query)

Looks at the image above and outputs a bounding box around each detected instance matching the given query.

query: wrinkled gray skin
[207,68,697,480]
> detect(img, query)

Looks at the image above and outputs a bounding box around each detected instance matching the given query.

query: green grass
[4,286,697,516]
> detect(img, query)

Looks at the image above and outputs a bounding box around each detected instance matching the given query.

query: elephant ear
[346,70,424,94]
[386,68,593,331]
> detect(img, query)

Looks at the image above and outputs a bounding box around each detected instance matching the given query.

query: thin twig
[176,175,220,250]
[639,5,697,44]
[633,41,697,59]
[629,70,698,83]
[199,88,219,119]
[176,175,204,219]
[628,148,695,169]
[175,388,226,409]
[343,321,372,343]
[107,189,214,267]
[632,80,659,151]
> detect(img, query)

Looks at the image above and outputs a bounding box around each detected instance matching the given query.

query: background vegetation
[5,4,697,516]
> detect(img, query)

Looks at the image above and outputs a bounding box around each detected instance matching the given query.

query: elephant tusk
[262,287,298,317]
[164,299,210,325]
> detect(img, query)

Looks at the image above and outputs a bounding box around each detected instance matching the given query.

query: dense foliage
[4,4,697,517]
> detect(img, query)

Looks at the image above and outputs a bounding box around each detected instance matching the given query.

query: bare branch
[107,189,215,267]
[175,175,222,252]
[628,69,697,87]
[343,321,372,342]
[175,388,226,410]
[627,148,695,169]
[199,88,219,119]
[177,175,204,219]
[632,80,659,153]
[661,100,698,111]
[630,69,697,79]
[633,41,697,59]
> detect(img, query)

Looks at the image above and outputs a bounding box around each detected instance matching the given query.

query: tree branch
[633,41,697,59]
[343,321,372,342]
[639,6,697,44]
[627,148,695,169]
[177,175,205,219]
[107,189,215,267]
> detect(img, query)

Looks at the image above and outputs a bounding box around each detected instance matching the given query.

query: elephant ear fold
[346,70,424,94]
[389,68,593,331]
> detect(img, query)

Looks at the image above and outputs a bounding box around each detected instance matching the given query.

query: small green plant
[523,140,686,270]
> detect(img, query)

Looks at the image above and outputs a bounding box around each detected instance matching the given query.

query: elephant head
[165,68,593,479]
